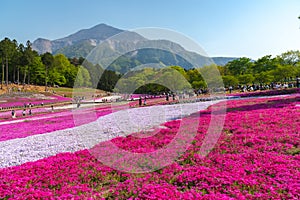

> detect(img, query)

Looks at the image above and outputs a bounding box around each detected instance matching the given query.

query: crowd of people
[228,81,300,94]
[9,102,55,119]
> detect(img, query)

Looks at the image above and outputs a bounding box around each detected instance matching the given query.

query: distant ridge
[211,57,238,66]
[33,23,238,73]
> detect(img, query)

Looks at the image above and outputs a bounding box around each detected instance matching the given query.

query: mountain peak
[90,23,117,29]
[56,23,124,42]
[33,23,124,55]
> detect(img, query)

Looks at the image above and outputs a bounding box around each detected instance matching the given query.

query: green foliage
[113,66,192,94]
[271,64,296,82]
[254,72,273,84]
[29,56,45,85]
[97,70,121,92]
[278,50,300,66]
[199,64,224,88]
[222,75,239,87]
[225,57,253,75]
[238,74,255,85]
[1,37,300,92]
[252,55,277,73]
[76,66,92,87]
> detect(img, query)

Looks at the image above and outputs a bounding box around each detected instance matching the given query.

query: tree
[156,67,191,91]
[13,43,25,84]
[186,68,203,83]
[252,55,277,74]
[0,38,17,85]
[41,52,54,90]
[20,40,36,84]
[98,70,121,92]
[222,75,239,87]
[272,64,296,82]
[225,57,253,75]
[198,64,224,89]
[254,71,273,84]
[238,74,255,85]
[0,49,3,89]
[170,66,188,79]
[48,54,69,86]
[76,66,92,87]
[278,50,300,66]
[63,64,77,88]
[29,56,46,85]
[82,62,102,88]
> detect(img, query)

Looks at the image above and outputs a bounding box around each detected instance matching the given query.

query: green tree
[252,55,277,74]
[30,56,45,85]
[13,43,25,84]
[225,57,253,75]
[198,64,224,89]
[278,50,300,66]
[238,74,255,85]
[0,38,17,85]
[272,64,296,82]
[254,71,273,84]
[41,52,54,90]
[222,75,239,87]
[48,54,77,86]
[186,68,203,83]
[98,70,121,92]
[170,66,188,79]
[83,62,103,88]
[76,66,92,87]
[63,64,78,88]
[23,41,36,84]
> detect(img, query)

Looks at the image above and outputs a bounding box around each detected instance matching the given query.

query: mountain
[33,24,237,73]
[212,57,238,66]
[33,23,124,55]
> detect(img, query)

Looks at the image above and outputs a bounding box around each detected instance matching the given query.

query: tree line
[220,52,300,87]
[1,37,299,93]
[0,38,93,90]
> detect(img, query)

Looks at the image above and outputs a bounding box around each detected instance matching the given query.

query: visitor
[139,97,142,106]
[29,109,32,116]
[166,94,169,101]
[51,105,54,112]
[229,86,233,94]
[11,110,16,118]
[22,109,26,116]
[144,97,147,105]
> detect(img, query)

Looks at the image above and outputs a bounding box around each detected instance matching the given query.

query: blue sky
[1,0,300,59]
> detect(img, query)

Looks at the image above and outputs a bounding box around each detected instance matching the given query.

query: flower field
[0,94,299,199]
[0,94,71,109]
[0,103,118,141]
[229,88,300,98]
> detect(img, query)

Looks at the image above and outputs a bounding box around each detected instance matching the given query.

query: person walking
[11,110,16,118]
[229,86,233,94]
